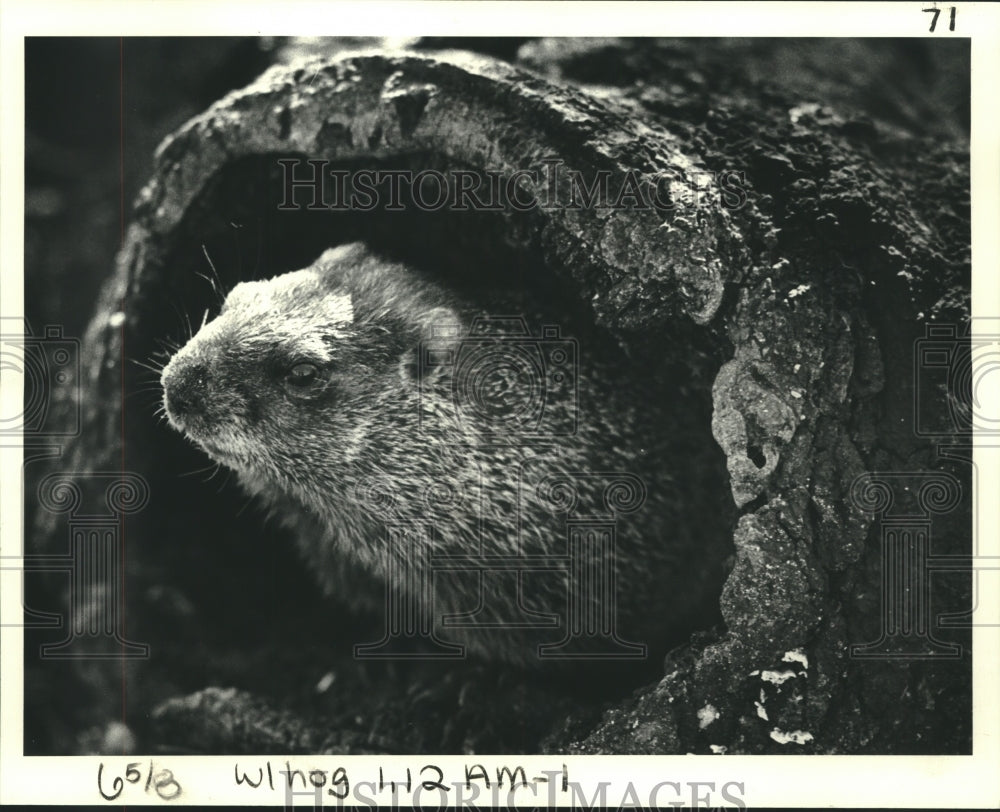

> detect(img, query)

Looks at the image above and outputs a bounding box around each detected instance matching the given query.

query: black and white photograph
[1,2,998,808]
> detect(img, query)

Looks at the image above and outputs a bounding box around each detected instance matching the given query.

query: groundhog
[160,242,730,667]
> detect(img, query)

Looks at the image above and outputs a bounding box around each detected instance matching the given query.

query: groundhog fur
[161,242,731,668]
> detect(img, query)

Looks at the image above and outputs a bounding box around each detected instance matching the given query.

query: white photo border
[1,1,997,807]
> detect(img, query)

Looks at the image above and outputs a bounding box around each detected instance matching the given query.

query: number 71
[924,6,957,32]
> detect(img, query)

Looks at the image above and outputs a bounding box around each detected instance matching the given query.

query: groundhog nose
[162,359,210,420]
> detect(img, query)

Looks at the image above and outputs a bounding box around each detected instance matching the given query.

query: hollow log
[31,41,971,755]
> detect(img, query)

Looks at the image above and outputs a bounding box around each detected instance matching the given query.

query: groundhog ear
[315,242,370,272]
[420,306,461,337]
[398,306,462,384]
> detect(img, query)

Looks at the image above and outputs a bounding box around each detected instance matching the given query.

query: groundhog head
[160,243,456,486]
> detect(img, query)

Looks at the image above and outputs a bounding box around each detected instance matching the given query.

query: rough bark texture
[29,39,971,755]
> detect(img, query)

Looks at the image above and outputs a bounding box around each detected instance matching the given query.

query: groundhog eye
[285,362,320,388]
